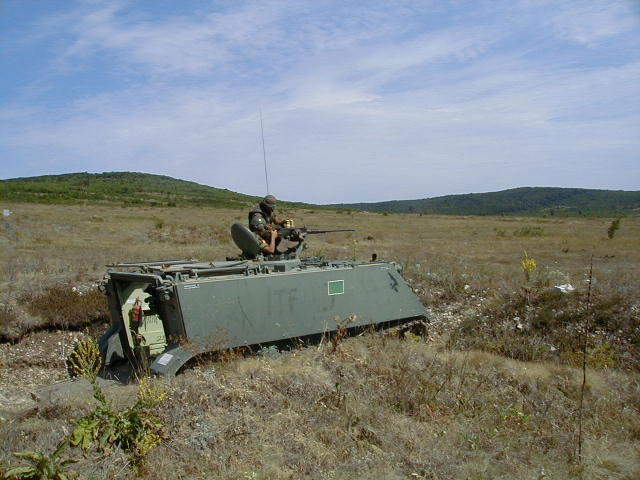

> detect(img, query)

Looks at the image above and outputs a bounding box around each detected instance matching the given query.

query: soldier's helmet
[250,214,267,232]
[262,195,277,210]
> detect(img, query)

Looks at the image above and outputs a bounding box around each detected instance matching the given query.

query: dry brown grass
[1,202,639,478]
[144,338,639,479]
[2,203,638,298]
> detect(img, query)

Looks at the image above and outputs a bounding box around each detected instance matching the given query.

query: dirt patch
[0,330,92,417]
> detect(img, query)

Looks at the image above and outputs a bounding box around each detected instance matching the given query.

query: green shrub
[512,226,544,237]
[607,218,621,239]
[18,284,109,330]
[70,377,166,466]
[6,339,167,478]
[4,443,76,480]
[67,339,167,467]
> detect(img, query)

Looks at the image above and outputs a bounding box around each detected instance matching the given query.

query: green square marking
[328,280,345,296]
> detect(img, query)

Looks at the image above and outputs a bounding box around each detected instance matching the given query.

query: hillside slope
[335,187,640,216]
[3,174,638,216]
[1,172,290,209]
[1,172,255,208]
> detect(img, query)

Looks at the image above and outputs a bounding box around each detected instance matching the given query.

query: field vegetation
[1,201,639,479]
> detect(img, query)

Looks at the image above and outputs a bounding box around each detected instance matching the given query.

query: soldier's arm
[261,229,278,254]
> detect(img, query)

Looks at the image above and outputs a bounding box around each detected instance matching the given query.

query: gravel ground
[0,330,90,417]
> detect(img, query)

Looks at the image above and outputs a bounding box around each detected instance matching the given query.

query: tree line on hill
[333,187,640,217]
[2,173,638,216]
[0,172,258,208]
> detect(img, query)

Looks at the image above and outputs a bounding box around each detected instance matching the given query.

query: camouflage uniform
[249,195,281,240]
[249,206,279,233]
[255,235,269,252]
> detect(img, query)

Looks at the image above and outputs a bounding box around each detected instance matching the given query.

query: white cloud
[551,0,639,45]
[61,4,231,75]
[54,1,415,77]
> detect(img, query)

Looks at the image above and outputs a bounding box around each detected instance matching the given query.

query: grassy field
[1,202,639,479]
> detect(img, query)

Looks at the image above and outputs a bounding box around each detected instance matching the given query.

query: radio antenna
[259,109,270,194]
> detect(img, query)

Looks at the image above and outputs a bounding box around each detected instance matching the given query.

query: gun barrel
[304,228,355,234]
[276,227,355,243]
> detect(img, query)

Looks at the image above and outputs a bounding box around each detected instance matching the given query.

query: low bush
[513,226,544,237]
[447,286,640,370]
[0,305,18,341]
[607,218,621,239]
[17,284,108,331]
[3,443,76,480]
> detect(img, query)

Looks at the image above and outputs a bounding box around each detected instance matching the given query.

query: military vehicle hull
[100,256,426,375]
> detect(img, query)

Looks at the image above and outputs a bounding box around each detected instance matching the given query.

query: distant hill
[3,174,638,217]
[0,172,309,209]
[333,187,640,217]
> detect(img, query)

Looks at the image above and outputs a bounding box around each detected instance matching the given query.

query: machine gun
[276,226,354,242]
[230,223,354,259]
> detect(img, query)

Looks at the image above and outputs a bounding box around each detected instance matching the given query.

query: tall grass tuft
[607,218,621,239]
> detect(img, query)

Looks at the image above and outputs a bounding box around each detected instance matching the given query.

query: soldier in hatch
[252,216,279,255]
[249,195,285,231]
[249,194,286,252]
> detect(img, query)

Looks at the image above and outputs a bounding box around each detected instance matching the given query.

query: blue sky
[1,0,638,203]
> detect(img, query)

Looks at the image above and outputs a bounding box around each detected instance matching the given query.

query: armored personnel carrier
[99,224,426,376]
